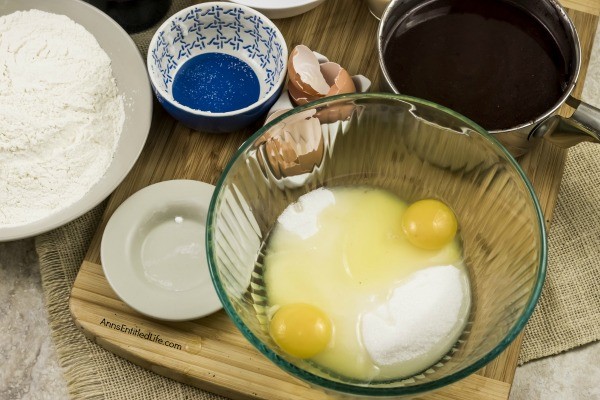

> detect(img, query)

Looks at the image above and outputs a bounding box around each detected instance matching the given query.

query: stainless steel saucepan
[378,0,600,157]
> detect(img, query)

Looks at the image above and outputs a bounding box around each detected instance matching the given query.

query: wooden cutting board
[70,1,600,399]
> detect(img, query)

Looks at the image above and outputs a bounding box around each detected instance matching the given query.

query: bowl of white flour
[0,0,152,241]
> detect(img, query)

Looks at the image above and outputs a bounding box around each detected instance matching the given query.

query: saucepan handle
[531,96,600,148]
[567,97,600,134]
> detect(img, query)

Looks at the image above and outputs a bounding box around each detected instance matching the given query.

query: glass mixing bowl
[206,93,546,397]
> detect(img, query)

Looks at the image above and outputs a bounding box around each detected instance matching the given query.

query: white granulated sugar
[0,10,124,226]
[361,265,468,367]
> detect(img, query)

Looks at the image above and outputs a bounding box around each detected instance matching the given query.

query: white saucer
[101,180,222,321]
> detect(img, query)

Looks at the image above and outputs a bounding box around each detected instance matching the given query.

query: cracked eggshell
[288,45,330,99]
[315,103,357,124]
[320,62,357,96]
[256,110,324,179]
[267,117,324,178]
[288,80,311,106]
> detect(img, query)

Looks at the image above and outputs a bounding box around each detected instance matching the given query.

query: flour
[0,10,125,227]
[277,187,335,240]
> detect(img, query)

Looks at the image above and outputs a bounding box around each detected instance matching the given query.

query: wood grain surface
[70,1,599,399]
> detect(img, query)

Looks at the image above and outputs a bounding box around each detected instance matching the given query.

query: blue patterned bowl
[147,2,288,132]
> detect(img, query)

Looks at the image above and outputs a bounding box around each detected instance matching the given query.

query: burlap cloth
[33,1,600,398]
[517,142,600,364]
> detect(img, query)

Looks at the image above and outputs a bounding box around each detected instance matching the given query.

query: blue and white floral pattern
[149,4,286,98]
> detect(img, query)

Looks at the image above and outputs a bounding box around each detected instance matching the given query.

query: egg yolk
[269,303,332,359]
[402,199,458,250]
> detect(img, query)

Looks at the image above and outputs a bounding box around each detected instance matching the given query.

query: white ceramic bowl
[147,2,288,133]
[228,0,327,19]
[0,0,152,241]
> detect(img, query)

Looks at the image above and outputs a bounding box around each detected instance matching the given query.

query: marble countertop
[1,24,600,400]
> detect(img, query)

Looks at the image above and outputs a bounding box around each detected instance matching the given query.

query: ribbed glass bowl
[206,93,546,398]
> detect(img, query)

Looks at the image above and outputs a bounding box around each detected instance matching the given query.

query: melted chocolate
[383,0,569,130]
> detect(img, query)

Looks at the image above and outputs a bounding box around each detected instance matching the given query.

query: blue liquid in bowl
[172,53,261,113]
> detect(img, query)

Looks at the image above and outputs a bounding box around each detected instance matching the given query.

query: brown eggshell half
[320,62,357,96]
[315,101,358,124]
[288,45,330,98]
[287,79,311,106]
[256,110,324,179]
[269,117,324,178]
